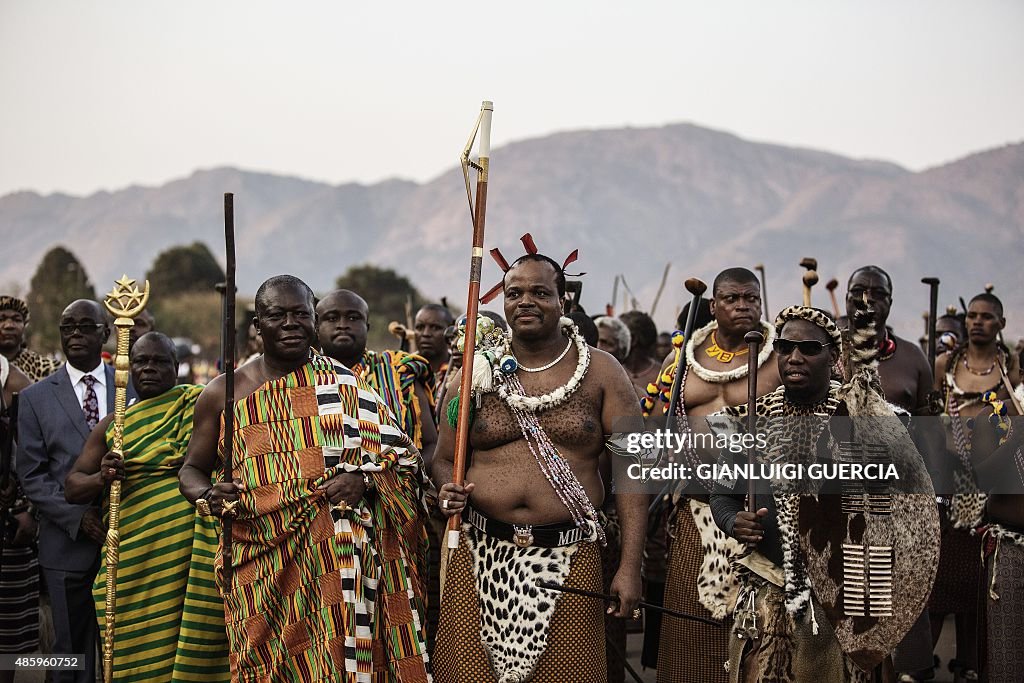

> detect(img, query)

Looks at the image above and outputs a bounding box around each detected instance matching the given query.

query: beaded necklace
[514,337,572,373]
[458,316,603,544]
[502,371,604,545]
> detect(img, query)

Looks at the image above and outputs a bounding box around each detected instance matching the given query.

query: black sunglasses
[58,322,105,335]
[773,338,832,357]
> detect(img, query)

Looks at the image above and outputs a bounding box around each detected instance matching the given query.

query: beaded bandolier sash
[453,315,603,545]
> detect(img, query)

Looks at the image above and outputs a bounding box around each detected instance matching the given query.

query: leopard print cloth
[433,527,606,683]
[10,348,60,382]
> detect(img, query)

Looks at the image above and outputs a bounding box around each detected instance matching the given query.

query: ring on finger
[441,498,450,510]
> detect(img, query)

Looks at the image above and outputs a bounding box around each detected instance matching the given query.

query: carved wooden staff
[743,330,764,511]
[826,278,841,317]
[102,275,151,682]
[445,101,493,563]
[800,257,818,308]
[921,277,940,370]
[221,193,237,587]
[664,278,708,430]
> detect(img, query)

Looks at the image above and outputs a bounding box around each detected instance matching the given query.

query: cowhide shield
[799,380,939,671]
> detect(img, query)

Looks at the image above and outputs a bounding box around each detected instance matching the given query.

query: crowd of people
[0,251,1021,683]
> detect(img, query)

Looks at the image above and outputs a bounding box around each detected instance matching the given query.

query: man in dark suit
[16,299,129,683]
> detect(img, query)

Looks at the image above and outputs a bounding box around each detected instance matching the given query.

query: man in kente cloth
[179,275,430,683]
[65,332,230,682]
[432,253,646,683]
[317,290,437,464]
[652,267,780,683]
[930,292,1020,682]
[843,266,939,682]
[316,288,440,649]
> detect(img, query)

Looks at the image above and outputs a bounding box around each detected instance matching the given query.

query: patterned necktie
[82,374,99,430]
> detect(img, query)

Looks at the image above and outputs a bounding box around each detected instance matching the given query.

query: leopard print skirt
[433,526,606,683]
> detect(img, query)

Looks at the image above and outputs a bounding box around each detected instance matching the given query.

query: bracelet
[362,472,374,490]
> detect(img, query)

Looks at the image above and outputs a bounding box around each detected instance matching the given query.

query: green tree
[26,246,96,353]
[145,242,225,299]
[154,291,237,363]
[334,264,427,351]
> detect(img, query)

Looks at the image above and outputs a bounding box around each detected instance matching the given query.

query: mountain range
[2,122,1021,339]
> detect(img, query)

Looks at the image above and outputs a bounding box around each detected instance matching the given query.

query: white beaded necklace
[515,337,572,373]
[496,320,591,412]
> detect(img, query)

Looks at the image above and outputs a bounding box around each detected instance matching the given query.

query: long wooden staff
[102,275,151,682]
[649,263,671,317]
[743,330,764,511]
[921,277,940,370]
[665,278,707,429]
[649,278,707,513]
[221,193,237,587]
[444,101,493,566]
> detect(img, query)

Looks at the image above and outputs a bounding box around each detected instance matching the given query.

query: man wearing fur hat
[0,295,60,382]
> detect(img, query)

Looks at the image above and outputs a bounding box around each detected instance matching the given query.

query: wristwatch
[196,498,213,517]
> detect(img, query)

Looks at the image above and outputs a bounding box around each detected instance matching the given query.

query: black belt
[465,505,595,548]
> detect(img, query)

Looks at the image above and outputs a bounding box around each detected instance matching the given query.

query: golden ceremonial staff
[101,275,151,682]
[442,100,493,585]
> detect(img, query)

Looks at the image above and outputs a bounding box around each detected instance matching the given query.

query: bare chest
[470,376,604,452]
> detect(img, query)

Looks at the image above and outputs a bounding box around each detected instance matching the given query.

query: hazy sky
[1,0,1022,198]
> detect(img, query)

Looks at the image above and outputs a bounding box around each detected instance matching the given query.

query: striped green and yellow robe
[351,350,434,449]
[94,384,230,682]
[220,353,430,683]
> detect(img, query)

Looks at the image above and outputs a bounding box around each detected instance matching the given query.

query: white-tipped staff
[443,101,493,588]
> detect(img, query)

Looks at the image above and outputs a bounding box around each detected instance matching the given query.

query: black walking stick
[221,193,237,587]
[743,331,765,511]
[922,277,940,371]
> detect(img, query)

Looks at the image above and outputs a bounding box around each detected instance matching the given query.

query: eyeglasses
[773,338,832,357]
[58,322,105,335]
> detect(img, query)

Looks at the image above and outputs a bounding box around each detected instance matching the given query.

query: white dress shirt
[65,361,109,420]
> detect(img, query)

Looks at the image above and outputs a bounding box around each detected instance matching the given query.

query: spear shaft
[447,101,493,551]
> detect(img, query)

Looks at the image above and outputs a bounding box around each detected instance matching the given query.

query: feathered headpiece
[480,233,583,304]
